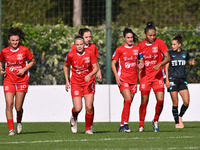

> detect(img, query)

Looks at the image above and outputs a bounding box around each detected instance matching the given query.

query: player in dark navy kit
[165,34,195,128]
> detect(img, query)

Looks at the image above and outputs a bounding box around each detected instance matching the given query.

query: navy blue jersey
[168,49,191,79]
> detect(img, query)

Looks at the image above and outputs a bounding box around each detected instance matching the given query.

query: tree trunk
[73,0,82,27]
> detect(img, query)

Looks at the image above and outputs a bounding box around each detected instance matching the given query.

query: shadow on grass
[21,131,55,134]
[79,131,111,134]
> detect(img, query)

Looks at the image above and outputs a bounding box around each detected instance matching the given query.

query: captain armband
[139,53,143,60]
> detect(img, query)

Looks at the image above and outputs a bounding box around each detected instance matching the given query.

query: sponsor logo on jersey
[144,60,157,66]
[9,66,22,71]
[76,69,89,74]
[112,52,116,57]
[125,62,136,68]
[65,56,67,60]
[171,60,186,66]
[123,56,137,61]
[84,57,90,63]
[17,54,23,60]
[152,47,158,53]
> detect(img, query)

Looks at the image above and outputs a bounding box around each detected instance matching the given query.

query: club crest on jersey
[152,47,158,53]
[17,54,23,60]
[84,57,90,63]
[133,49,138,55]
[182,54,186,58]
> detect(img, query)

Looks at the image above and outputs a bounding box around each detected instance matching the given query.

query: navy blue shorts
[167,78,188,92]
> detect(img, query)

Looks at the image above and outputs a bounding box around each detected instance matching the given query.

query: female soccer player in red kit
[63,35,99,134]
[111,28,144,132]
[0,27,36,136]
[70,28,102,81]
[138,22,170,132]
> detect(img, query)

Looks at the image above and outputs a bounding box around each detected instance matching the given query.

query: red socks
[85,111,94,131]
[139,103,147,127]
[154,100,164,122]
[120,100,132,125]
[72,108,79,119]
[7,119,14,131]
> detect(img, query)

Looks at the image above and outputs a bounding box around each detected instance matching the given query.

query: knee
[86,105,94,114]
[183,101,189,106]
[16,107,23,112]
[6,103,13,111]
[74,107,82,113]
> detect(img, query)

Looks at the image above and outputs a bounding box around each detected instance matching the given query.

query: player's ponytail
[123,27,138,43]
[173,33,183,44]
[144,21,156,34]
[8,27,26,42]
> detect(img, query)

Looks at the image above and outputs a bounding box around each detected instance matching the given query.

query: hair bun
[147,22,153,27]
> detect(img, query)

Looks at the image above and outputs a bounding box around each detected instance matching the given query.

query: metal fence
[0,0,200,84]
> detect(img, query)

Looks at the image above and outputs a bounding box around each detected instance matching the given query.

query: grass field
[0,122,200,150]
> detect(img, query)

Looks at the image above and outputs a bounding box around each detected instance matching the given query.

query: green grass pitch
[0,122,200,150]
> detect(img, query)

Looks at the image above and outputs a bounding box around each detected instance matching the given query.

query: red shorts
[119,81,137,94]
[3,82,28,93]
[71,79,95,98]
[139,79,164,93]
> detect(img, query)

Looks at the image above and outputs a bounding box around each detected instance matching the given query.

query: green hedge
[1,23,200,84]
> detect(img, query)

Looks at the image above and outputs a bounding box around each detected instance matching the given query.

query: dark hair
[123,28,138,43]
[74,35,85,43]
[78,28,91,36]
[144,22,156,34]
[173,33,183,44]
[8,27,26,42]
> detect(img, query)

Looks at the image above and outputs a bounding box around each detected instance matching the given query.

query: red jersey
[112,44,140,84]
[65,50,97,85]
[138,38,168,82]
[70,43,99,57]
[0,45,34,84]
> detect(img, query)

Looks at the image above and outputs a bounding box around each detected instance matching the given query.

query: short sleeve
[186,51,191,61]
[112,47,121,61]
[0,50,5,61]
[90,52,97,64]
[25,47,34,60]
[93,45,99,57]
[159,40,168,54]
[65,54,72,66]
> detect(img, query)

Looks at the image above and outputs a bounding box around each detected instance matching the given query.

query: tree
[73,0,82,26]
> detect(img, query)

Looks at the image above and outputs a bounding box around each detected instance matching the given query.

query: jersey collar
[10,48,19,52]
[77,51,85,56]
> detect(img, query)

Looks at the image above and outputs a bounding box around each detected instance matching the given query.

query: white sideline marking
[0,136,197,145]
